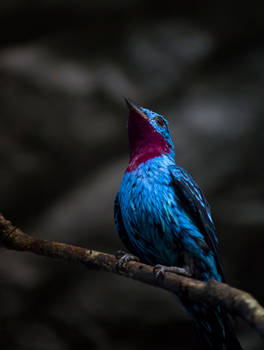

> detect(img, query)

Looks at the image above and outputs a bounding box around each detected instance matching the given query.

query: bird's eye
[155,116,166,128]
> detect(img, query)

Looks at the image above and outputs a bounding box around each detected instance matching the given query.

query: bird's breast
[119,158,182,265]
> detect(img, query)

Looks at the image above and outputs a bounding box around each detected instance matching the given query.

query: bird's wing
[114,193,139,256]
[169,166,224,280]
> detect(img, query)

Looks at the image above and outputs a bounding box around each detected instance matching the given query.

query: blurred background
[0,1,263,349]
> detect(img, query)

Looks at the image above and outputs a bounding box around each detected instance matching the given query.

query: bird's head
[125,98,174,172]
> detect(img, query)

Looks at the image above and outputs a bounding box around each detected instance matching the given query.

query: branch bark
[0,213,263,337]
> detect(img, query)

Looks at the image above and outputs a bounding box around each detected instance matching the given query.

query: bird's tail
[184,301,243,349]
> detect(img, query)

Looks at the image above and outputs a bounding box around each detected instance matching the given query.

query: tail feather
[185,302,243,349]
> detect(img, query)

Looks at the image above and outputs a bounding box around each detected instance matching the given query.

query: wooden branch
[0,213,263,337]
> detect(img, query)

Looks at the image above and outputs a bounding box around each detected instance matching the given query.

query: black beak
[124,97,148,119]
[124,97,138,111]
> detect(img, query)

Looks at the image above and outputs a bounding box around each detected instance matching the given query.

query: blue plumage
[114,99,242,349]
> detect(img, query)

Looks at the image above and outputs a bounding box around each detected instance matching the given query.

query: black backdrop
[0,2,263,349]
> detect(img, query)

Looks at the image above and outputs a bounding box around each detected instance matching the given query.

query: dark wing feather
[169,166,224,280]
[114,193,139,257]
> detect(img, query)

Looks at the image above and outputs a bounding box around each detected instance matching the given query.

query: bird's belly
[120,182,183,266]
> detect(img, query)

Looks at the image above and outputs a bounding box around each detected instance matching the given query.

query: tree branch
[0,213,263,337]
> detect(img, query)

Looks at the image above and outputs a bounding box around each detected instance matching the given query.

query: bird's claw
[116,252,139,270]
[153,264,166,280]
[116,250,127,259]
[153,264,192,280]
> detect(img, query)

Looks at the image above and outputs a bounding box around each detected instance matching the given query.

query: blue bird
[114,99,243,349]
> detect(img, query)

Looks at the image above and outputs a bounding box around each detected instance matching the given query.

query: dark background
[0,2,263,349]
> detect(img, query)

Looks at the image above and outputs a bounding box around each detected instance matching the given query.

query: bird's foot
[116,250,128,259]
[116,250,139,270]
[153,264,192,280]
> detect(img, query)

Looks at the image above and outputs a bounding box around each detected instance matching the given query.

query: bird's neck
[127,145,174,172]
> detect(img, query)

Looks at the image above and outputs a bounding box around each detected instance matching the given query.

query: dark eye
[155,116,166,128]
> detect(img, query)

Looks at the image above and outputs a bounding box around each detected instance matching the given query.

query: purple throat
[126,110,170,172]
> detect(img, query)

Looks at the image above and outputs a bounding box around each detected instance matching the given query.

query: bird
[114,98,243,349]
